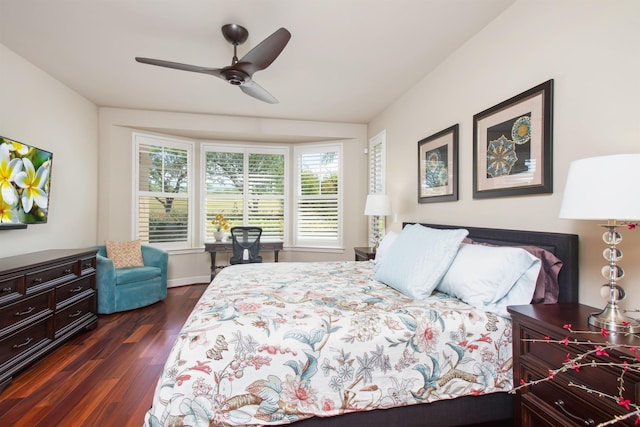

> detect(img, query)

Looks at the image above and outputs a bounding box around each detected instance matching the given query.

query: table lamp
[364,194,392,249]
[559,153,640,333]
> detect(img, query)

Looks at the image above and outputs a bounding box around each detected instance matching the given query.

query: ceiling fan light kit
[135,24,291,103]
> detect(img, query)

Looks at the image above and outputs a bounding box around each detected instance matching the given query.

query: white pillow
[374,224,468,299]
[437,243,541,317]
[373,231,399,266]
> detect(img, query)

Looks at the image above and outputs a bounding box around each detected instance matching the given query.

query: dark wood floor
[0,283,208,427]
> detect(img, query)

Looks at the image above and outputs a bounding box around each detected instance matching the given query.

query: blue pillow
[437,243,541,317]
[373,231,399,267]
[374,224,468,299]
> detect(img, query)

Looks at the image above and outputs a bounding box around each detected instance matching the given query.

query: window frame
[131,134,349,252]
[293,142,343,249]
[132,133,194,251]
[200,143,289,245]
[368,130,387,246]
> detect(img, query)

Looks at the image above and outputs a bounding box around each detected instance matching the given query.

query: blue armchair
[95,244,168,314]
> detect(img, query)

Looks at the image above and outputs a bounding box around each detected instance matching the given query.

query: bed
[144,223,578,427]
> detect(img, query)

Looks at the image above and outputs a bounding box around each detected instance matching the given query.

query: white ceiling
[0,0,514,125]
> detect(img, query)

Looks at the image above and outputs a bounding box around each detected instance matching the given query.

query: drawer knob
[1,287,12,293]
[64,269,73,274]
[15,306,35,316]
[69,286,83,293]
[12,337,33,349]
[32,277,43,284]
[555,400,595,426]
[68,310,83,318]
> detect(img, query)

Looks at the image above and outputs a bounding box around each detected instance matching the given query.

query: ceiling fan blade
[240,80,278,104]
[235,28,291,76]
[135,57,223,77]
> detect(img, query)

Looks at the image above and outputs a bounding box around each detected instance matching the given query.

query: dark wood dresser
[0,248,98,392]
[509,303,640,426]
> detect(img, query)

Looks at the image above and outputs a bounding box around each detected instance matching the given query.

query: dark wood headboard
[403,223,579,304]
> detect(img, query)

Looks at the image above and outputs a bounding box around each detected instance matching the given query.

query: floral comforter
[144,261,513,426]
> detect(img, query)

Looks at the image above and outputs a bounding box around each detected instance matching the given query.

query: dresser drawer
[519,325,589,372]
[79,255,96,275]
[0,317,51,367]
[55,294,95,336]
[55,276,94,307]
[25,261,77,292]
[0,292,52,335]
[521,362,608,426]
[520,392,586,427]
[0,273,23,304]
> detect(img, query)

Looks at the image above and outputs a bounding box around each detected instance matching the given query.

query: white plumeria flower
[0,199,20,223]
[14,157,49,213]
[0,143,22,206]
[7,140,30,156]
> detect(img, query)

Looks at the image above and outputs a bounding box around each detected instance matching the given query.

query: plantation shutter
[369,138,384,194]
[203,146,286,242]
[135,135,192,249]
[247,153,285,240]
[294,144,342,247]
[368,131,386,246]
[203,150,244,239]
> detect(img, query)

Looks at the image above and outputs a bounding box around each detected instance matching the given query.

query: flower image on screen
[0,135,53,224]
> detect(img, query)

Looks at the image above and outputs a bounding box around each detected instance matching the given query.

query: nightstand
[354,247,376,261]
[509,303,640,427]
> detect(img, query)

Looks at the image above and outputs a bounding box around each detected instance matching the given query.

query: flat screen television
[0,135,53,227]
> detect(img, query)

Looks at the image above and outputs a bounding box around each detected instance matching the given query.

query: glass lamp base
[588,304,640,334]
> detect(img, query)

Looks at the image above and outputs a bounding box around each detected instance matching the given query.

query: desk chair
[229,226,263,264]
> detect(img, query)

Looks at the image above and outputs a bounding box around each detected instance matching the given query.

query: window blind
[294,145,341,246]
[135,137,192,248]
[203,147,286,241]
[368,131,387,246]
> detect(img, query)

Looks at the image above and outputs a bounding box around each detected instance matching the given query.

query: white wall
[0,43,98,258]
[98,108,368,285]
[368,0,640,310]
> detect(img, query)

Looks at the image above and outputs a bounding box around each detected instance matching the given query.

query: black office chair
[229,226,263,265]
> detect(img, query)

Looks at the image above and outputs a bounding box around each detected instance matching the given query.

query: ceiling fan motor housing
[223,69,247,85]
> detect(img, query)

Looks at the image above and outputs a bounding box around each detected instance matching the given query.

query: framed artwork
[473,79,553,198]
[418,124,458,203]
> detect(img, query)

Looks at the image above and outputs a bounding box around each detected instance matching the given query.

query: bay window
[134,133,345,250]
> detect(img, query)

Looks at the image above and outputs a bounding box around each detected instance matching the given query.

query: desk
[204,241,284,279]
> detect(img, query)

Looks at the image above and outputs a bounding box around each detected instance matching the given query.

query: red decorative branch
[511,327,640,426]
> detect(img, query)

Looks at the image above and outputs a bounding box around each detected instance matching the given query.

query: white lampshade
[559,154,640,220]
[364,194,392,216]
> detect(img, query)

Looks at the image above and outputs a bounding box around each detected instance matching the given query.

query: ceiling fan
[135,24,291,104]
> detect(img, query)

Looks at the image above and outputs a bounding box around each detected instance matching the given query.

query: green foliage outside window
[139,144,190,244]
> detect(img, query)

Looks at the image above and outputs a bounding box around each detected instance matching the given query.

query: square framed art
[473,79,553,199]
[418,124,458,203]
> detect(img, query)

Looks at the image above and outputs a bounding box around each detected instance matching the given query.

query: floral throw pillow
[105,239,144,269]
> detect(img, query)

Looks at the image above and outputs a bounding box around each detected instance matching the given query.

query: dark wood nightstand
[354,247,376,261]
[509,303,640,427]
